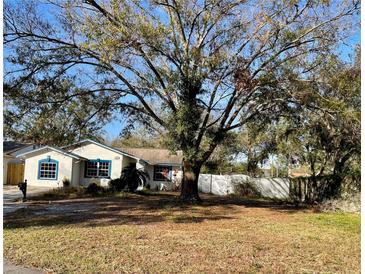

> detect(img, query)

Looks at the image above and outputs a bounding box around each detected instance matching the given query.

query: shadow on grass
[4,192,308,229]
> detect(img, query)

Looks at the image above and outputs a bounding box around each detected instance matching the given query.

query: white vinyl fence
[198,174,290,199]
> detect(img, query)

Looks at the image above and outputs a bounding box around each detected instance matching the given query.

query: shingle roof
[62,139,182,165]
[3,141,30,153]
[119,147,183,165]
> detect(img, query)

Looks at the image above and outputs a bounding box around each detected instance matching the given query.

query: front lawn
[4,193,360,273]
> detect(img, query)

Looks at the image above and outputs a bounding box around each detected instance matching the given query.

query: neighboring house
[16,139,183,189]
[288,167,311,178]
[3,141,38,184]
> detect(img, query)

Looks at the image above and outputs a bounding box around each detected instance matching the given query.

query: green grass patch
[306,212,360,234]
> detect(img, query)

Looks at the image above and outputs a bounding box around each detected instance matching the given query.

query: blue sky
[103,119,127,142]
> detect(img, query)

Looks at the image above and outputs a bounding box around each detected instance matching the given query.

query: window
[85,160,111,178]
[153,165,172,181]
[86,161,98,177]
[38,158,58,180]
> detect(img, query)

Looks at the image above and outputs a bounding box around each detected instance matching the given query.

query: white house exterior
[17,139,183,189]
[64,140,142,187]
[18,146,87,187]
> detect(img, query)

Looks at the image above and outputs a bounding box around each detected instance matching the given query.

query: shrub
[119,165,149,192]
[234,179,261,198]
[319,192,360,213]
[62,177,71,187]
[36,187,85,200]
[289,174,361,204]
[86,183,106,196]
[109,178,126,192]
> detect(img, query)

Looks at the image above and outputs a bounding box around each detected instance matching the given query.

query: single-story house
[16,139,183,190]
[3,141,38,184]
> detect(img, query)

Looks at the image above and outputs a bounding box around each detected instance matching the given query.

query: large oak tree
[4,0,359,201]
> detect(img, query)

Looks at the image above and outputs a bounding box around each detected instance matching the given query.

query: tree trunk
[180,160,202,203]
[328,151,354,198]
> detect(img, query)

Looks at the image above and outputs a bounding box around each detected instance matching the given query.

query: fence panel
[198,173,290,199]
[6,163,25,185]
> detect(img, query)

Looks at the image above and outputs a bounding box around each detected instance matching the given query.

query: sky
[103,119,127,142]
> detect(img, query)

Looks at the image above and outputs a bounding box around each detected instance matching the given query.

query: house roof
[118,147,183,165]
[3,141,32,154]
[288,168,311,178]
[16,146,87,160]
[14,138,182,165]
[62,139,143,162]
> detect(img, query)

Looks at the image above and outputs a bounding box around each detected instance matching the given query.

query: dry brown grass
[4,192,360,274]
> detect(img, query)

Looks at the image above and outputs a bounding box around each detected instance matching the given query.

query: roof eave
[4,144,34,155]
[16,146,86,160]
[152,162,183,166]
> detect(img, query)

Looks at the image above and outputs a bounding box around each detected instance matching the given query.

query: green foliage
[228,51,360,201]
[62,177,71,188]
[201,132,241,174]
[86,183,107,196]
[234,180,262,198]
[233,120,283,177]
[111,127,166,149]
[109,178,125,192]
[111,165,150,192]
[288,54,359,183]
[4,78,107,146]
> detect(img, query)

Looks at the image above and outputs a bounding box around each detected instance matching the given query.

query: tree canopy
[230,50,360,199]
[4,78,108,145]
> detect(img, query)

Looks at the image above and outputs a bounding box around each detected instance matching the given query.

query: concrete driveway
[4,260,43,274]
[3,185,54,215]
